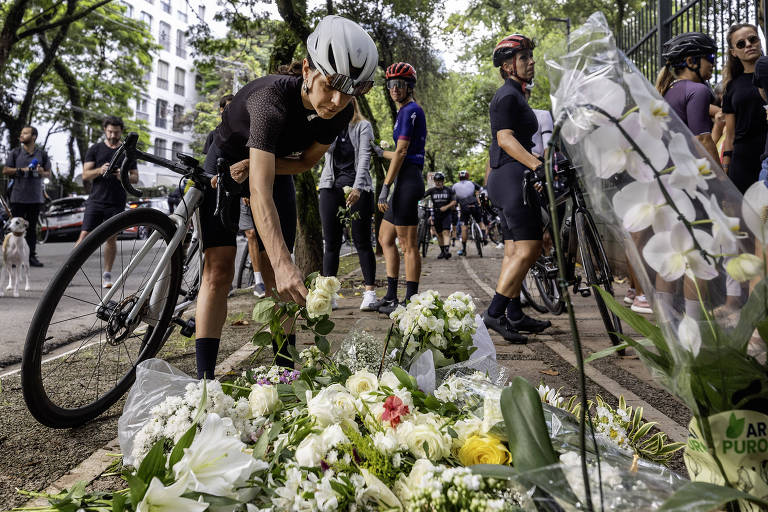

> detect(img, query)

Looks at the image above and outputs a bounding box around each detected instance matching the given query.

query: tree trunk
[50,55,88,173]
[293,171,324,275]
[357,94,385,255]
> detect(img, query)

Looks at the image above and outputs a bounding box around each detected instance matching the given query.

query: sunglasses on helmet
[735,34,761,49]
[386,79,411,90]
[323,73,374,96]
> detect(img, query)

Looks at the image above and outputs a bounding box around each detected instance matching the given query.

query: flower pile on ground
[389,290,477,367]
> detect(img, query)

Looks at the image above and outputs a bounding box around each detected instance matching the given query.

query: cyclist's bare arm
[228,142,330,182]
[496,129,540,171]
[381,138,410,184]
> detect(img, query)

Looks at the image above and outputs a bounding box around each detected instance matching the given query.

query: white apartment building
[120,0,208,186]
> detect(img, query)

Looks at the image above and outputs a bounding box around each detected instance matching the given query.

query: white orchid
[612,178,694,233]
[742,181,768,244]
[642,223,718,282]
[677,315,702,357]
[620,113,670,182]
[667,132,715,193]
[173,413,265,498]
[696,192,744,254]
[137,475,208,512]
[726,254,764,282]
[623,71,670,138]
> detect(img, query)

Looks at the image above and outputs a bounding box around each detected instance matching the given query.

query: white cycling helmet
[306,15,378,96]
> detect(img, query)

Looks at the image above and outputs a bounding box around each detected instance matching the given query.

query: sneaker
[496,242,504,250]
[457,249,465,256]
[331,295,338,310]
[29,256,43,267]
[360,290,378,311]
[437,251,445,259]
[444,251,451,259]
[630,295,652,314]
[508,314,551,333]
[481,309,527,344]
[520,293,529,308]
[624,287,636,305]
[369,296,395,312]
[102,272,113,289]
[377,298,400,316]
[253,282,266,298]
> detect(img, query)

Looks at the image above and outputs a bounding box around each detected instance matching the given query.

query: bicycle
[416,198,433,258]
[21,132,237,428]
[236,234,255,289]
[467,211,484,258]
[521,153,623,349]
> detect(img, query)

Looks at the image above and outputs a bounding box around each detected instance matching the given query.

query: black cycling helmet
[458,170,469,180]
[662,32,716,64]
[433,172,445,181]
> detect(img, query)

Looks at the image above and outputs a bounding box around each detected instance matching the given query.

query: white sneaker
[102,272,113,289]
[359,290,377,311]
[496,242,504,250]
[331,295,338,310]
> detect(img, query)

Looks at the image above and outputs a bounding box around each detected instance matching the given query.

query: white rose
[343,185,353,197]
[346,369,379,397]
[320,424,349,450]
[314,275,341,296]
[379,371,402,390]
[248,384,279,417]
[308,384,358,427]
[394,458,437,503]
[306,288,332,318]
[372,430,398,454]
[446,316,462,333]
[430,332,447,349]
[451,416,483,451]
[295,433,325,467]
[406,423,450,460]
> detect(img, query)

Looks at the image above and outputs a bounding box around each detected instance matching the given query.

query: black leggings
[383,162,425,226]
[319,187,375,286]
[487,160,542,241]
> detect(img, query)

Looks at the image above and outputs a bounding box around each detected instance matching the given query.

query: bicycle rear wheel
[22,208,182,428]
[521,265,549,314]
[487,220,502,245]
[418,219,429,257]
[236,242,255,289]
[575,211,623,349]
[472,222,483,257]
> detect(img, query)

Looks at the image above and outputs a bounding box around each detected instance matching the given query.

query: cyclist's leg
[396,224,420,300]
[378,219,400,300]
[350,190,375,290]
[319,187,344,277]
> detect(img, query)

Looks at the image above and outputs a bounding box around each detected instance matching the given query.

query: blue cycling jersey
[393,101,427,165]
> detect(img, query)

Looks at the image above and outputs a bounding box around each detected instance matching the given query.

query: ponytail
[654,65,676,96]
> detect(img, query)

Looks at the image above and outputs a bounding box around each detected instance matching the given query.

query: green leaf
[304,271,320,288]
[315,318,334,335]
[315,336,330,355]
[501,377,558,471]
[252,331,272,347]
[191,379,208,425]
[658,481,768,511]
[293,379,310,403]
[168,424,197,469]
[726,412,745,439]
[136,441,166,483]
[252,298,276,324]
[756,319,768,347]
[112,493,126,512]
[126,473,149,505]
[391,366,417,391]
[732,278,768,350]
[584,337,654,363]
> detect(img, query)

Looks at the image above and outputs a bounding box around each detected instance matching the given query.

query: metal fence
[618,0,765,84]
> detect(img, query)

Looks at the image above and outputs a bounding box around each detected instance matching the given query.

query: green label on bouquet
[684,410,768,511]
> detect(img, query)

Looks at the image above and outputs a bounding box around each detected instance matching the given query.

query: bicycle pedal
[579,288,591,298]
[176,317,196,338]
[96,300,118,321]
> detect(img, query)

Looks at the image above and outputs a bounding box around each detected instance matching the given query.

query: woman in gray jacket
[319,98,377,310]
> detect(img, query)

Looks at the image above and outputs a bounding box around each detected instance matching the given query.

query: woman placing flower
[318,99,379,311]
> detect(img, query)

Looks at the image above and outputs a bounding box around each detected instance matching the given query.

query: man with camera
[3,125,51,267]
[76,116,138,288]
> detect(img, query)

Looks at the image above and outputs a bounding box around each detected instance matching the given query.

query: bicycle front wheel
[418,220,429,257]
[575,211,623,348]
[472,222,483,257]
[22,208,182,428]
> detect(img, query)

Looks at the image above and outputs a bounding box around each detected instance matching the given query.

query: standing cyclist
[452,169,487,255]
[194,16,377,377]
[371,62,427,315]
[318,98,378,311]
[424,171,456,259]
[483,34,551,343]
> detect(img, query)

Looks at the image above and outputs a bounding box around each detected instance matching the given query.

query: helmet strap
[509,55,531,91]
[684,57,704,82]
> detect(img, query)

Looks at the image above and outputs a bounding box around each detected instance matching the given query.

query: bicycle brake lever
[522,171,530,206]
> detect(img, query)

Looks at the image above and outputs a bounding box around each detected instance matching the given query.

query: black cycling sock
[405,281,419,301]
[439,245,446,254]
[506,297,524,321]
[386,277,398,300]
[272,334,296,369]
[462,241,467,251]
[488,292,511,318]
[195,338,220,379]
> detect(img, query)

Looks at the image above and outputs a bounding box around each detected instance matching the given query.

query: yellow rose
[457,434,512,466]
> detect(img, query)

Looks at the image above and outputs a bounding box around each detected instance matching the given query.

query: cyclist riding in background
[452,169,487,255]
[424,171,456,259]
[483,33,551,343]
[371,61,427,315]
[195,15,378,377]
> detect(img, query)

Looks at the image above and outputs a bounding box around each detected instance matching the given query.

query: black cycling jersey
[489,78,538,168]
[424,185,454,210]
[332,127,356,188]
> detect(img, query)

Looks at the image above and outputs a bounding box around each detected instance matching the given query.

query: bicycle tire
[532,265,565,315]
[521,267,549,314]
[179,237,202,301]
[488,221,502,245]
[22,208,182,428]
[37,213,49,244]
[575,211,623,349]
[418,219,429,257]
[236,242,255,289]
[472,222,483,257]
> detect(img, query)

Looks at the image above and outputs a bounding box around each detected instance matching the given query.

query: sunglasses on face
[735,34,761,49]
[325,73,374,96]
[386,79,411,90]
[702,53,716,63]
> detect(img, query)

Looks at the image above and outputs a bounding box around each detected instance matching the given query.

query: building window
[136,96,149,121]
[143,70,151,84]
[161,0,171,13]
[172,104,184,131]
[176,29,187,58]
[176,9,187,23]
[154,138,167,161]
[157,60,169,89]
[197,5,205,20]
[155,99,168,129]
[174,67,185,96]
[120,1,133,17]
[172,142,183,161]
[159,22,171,51]
[140,11,152,29]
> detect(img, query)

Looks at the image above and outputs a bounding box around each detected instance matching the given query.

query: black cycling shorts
[460,204,483,225]
[82,201,124,232]
[433,211,452,231]
[487,161,542,241]
[383,161,425,226]
[200,142,296,252]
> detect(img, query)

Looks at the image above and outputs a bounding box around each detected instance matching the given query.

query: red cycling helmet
[492,34,535,67]
[385,62,417,83]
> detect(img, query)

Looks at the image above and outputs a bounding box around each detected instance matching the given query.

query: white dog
[0,217,31,297]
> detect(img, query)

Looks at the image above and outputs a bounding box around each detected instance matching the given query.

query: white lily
[642,223,718,281]
[667,132,715,193]
[623,71,671,138]
[612,177,694,233]
[173,413,266,498]
[360,467,404,510]
[677,315,702,357]
[742,181,768,244]
[137,475,208,512]
[696,192,743,254]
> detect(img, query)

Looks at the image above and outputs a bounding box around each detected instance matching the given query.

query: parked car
[42,196,88,241]
[122,197,170,239]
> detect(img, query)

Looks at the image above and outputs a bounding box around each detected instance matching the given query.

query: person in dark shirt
[483,34,551,344]
[203,94,234,155]
[452,170,488,255]
[193,15,378,378]
[722,23,767,193]
[2,125,51,267]
[424,172,456,259]
[76,116,138,288]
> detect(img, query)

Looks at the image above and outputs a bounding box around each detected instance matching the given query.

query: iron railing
[618,0,765,84]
